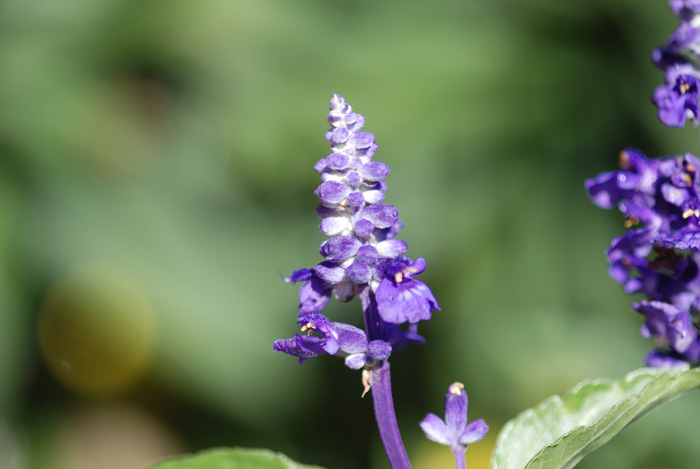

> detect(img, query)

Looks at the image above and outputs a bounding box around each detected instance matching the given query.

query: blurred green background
[2,0,700,468]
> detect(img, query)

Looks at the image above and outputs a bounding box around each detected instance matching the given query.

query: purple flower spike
[420,382,488,469]
[277,95,444,467]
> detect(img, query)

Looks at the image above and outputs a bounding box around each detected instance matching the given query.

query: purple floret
[376,257,440,324]
[420,382,488,459]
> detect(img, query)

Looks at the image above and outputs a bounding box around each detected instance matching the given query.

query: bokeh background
[2,0,700,468]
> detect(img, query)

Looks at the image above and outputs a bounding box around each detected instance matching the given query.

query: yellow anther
[624,216,639,228]
[683,209,700,219]
[681,82,690,94]
[686,163,696,172]
[394,272,404,283]
[449,382,465,395]
[300,322,316,333]
[619,151,630,169]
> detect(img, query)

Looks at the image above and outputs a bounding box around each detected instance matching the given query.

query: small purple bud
[354,218,375,238]
[347,191,365,207]
[331,127,351,144]
[326,152,350,170]
[346,171,362,186]
[368,340,392,360]
[352,132,375,149]
[319,236,361,262]
[360,204,399,229]
[346,262,372,284]
[317,180,351,205]
[360,161,391,181]
[357,245,379,264]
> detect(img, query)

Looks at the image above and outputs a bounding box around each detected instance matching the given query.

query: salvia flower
[275,94,440,366]
[420,382,488,469]
[587,146,700,366]
[274,94,443,467]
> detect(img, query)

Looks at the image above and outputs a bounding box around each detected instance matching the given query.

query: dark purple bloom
[585,149,659,209]
[376,257,440,324]
[653,71,700,127]
[634,300,700,358]
[420,383,488,469]
[273,314,340,364]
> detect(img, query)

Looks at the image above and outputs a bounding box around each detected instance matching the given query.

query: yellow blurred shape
[38,268,155,397]
[49,402,183,469]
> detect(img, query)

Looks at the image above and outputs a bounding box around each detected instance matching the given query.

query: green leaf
[491,366,700,469]
[147,448,325,469]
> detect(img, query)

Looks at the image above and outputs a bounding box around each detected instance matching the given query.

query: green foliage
[491,366,700,469]
[148,448,325,469]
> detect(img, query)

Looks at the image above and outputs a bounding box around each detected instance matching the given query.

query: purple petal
[282,268,312,283]
[634,301,697,353]
[335,322,368,354]
[445,385,468,436]
[420,414,451,446]
[661,182,687,206]
[314,262,346,284]
[376,278,439,324]
[644,350,689,368]
[376,239,408,258]
[585,171,622,209]
[459,419,489,446]
[298,277,331,315]
[655,228,700,250]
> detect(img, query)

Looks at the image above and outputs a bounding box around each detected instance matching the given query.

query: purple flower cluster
[588,2,700,368]
[652,1,700,127]
[587,149,700,367]
[274,94,440,371]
